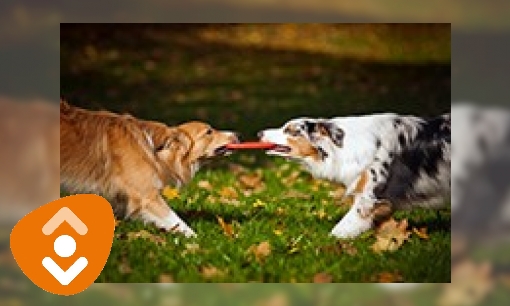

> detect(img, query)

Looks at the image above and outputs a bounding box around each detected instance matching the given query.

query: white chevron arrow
[42,257,88,285]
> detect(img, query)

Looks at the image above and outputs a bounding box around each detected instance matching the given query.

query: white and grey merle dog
[258,112,451,238]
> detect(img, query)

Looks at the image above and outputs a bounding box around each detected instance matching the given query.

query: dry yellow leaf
[220,198,242,207]
[281,190,311,200]
[219,186,238,199]
[339,242,358,256]
[371,218,411,253]
[162,186,179,200]
[335,195,354,207]
[313,272,333,283]
[315,209,327,220]
[413,227,429,240]
[248,241,272,262]
[253,199,266,208]
[216,216,235,238]
[329,186,347,199]
[239,172,264,189]
[201,266,225,279]
[273,229,283,236]
[288,247,300,254]
[197,180,213,191]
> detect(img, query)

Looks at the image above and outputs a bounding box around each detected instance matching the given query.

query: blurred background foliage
[61,24,450,141]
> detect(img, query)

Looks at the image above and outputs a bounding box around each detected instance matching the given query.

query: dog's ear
[317,121,344,147]
[157,129,192,152]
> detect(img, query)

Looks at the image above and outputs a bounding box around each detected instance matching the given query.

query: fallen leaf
[119,258,132,274]
[216,216,235,238]
[339,195,354,207]
[228,163,247,175]
[127,230,167,246]
[318,241,357,256]
[340,242,358,256]
[197,180,213,191]
[201,266,225,279]
[275,207,286,215]
[219,186,238,199]
[313,272,333,283]
[162,186,179,200]
[329,186,347,199]
[413,227,429,240]
[239,172,264,189]
[280,190,311,200]
[376,271,403,283]
[314,208,327,220]
[220,198,242,207]
[283,170,302,186]
[438,260,494,306]
[158,274,174,283]
[371,218,411,253]
[248,241,272,262]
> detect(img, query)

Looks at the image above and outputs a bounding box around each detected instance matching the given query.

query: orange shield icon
[10,194,115,295]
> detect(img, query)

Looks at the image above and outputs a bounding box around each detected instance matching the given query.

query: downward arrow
[42,257,88,285]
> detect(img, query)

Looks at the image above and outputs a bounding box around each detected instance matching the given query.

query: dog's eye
[205,128,213,135]
[284,126,300,137]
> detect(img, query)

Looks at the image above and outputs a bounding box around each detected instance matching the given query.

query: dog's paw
[167,223,196,238]
[330,213,373,239]
[330,224,368,239]
[182,228,197,238]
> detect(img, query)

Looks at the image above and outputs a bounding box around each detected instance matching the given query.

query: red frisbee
[226,142,277,150]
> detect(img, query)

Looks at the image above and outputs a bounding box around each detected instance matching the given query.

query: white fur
[139,209,196,238]
[261,112,450,239]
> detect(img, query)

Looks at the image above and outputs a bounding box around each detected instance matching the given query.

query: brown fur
[60,100,238,234]
[287,137,320,161]
[353,170,368,194]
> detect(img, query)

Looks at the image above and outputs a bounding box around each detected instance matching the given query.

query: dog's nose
[257,131,264,139]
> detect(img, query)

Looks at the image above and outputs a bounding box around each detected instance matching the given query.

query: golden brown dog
[60,100,238,237]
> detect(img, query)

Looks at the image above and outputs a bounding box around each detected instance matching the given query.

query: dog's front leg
[159,209,197,238]
[136,194,197,238]
[330,194,376,238]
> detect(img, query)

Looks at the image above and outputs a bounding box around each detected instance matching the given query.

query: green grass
[97,159,450,283]
[60,24,451,283]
